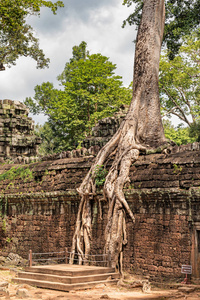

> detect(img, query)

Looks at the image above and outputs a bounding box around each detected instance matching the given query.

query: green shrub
[94,165,108,187]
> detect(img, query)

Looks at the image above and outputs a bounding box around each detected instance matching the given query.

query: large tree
[70,0,166,272]
[0,0,64,70]
[69,0,200,274]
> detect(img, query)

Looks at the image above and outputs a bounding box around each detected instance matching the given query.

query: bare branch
[162,87,191,126]
[161,107,178,118]
[177,86,196,124]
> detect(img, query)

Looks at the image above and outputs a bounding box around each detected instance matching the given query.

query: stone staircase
[13,264,120,291]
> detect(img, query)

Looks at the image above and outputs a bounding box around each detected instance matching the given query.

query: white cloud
[0,1,136,124]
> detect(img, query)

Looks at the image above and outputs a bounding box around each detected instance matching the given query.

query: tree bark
[128,0,166,147]
[70,0,167,273]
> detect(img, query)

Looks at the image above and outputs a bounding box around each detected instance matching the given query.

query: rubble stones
[0,256,6,265]
[0,282,8,288]
[178,286,196,293]
[99,295,110,299]
[4,253,27,267]
[0,287,9,298]
[16,288,29,298]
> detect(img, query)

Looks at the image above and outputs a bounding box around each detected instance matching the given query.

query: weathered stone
[0,99,41,160]
[0,256,6,265]
[0,287,9,297]
[100,295,110,299]
[0,282,8,288]
[178,286,196,293]
[0,139,200,281]
[16,288,29,298]
[5,253,25,266]
[82,106,128,149]
[9,268,18,276]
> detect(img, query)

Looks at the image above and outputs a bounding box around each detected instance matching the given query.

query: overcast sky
[0,1,136,124]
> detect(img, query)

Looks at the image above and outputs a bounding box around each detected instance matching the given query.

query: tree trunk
[70,0,167,273]
[130,0,166,146]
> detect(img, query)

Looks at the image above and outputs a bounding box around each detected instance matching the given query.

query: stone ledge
[1,187,199,201]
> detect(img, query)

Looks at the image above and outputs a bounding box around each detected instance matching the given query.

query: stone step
[13,277,119,291]
[17,271,120,284]
[24,265,115,277]
[14,264,120,291]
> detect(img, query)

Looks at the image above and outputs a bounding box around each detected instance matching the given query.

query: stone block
[16,288,29,298]
[0,282,8,288]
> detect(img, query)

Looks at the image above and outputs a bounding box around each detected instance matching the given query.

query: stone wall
[82,106,128,149]
[0,143,200,280]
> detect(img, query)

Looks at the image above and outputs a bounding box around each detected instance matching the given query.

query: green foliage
[189,122,200,142]
[122,0,200,59]
[0,166,33,182]
[94,165,108,187]
[26,42,132,153]
[35,123,67,155]
[163,120,196,145]
[173,164,182,174]
[2,219,6,233]
[160,29,200,128]
[0,0,64,70]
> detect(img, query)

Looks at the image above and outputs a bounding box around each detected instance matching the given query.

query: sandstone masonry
[0,143,200,280]
[0,99,41,159]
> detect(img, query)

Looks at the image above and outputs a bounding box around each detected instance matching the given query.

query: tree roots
[69,0,167,275]
[69,121,144,273]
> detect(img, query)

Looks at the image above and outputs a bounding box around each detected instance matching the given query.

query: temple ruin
[0,99,41,158]
[0,105,200,281]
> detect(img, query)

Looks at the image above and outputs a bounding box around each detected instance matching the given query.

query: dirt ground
[1,269,200,300]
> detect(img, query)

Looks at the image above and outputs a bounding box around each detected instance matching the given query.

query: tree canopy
[122,0,200,59]
[159,29,200,127]
[25,42,132,153]
[35,123,67,155]
[0,0,64,70]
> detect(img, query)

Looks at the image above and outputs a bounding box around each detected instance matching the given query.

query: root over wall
[0,143,200,280]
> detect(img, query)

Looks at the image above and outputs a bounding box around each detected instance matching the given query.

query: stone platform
[13,264,120,291]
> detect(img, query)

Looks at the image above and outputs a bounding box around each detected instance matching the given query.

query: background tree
[26,42,132,152]
[35,123,68,155]
[0,0,64,70]
[122,0,200,59]
[159,30,200,126]
[162,120,196,145]
[159,29,200,142]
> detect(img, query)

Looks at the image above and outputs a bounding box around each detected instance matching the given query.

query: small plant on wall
[94,165,108,187]
[173,164,182,174]
[0,166,33,182]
